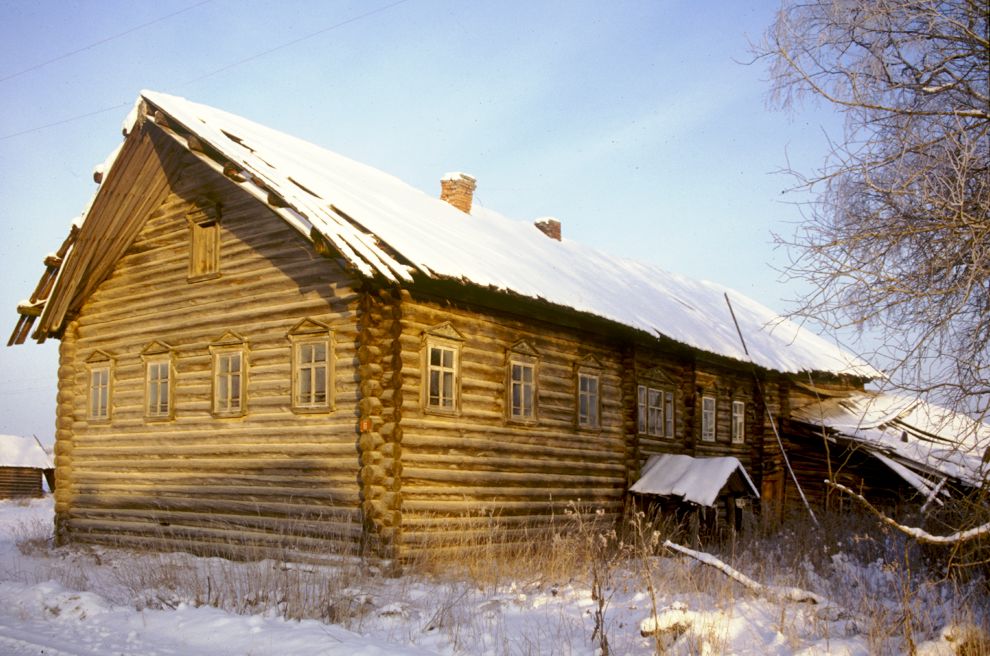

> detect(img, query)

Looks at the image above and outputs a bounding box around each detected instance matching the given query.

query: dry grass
[9,503,989,655]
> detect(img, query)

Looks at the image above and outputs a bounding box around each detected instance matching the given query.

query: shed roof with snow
[0,435,53,470]
[12,91,879,379]
[630,454,760,507]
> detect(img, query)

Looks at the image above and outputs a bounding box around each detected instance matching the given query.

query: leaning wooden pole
[724,293,819,527]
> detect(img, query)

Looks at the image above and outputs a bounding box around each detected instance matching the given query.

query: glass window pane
[442,371,453,407]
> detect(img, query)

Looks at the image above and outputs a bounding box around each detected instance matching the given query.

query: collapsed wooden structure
[10,91,980,560]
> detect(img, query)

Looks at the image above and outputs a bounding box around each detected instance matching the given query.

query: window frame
[577,371,601,430]
[187,201,221,282]
[731,399,745,444]
[86,351,114,422]
[509,360,536,421]
[141,342,175,421]
[506,341,539,424]
[288,322,334,414]
[701,394,717,442]
[637,384,675,438]
[210,333,247,417]
[425,340,460,414]
[421,323,464,416]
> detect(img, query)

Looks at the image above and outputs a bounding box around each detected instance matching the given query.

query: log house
[10,91,902,560]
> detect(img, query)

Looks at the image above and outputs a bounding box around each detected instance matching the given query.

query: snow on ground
[0,497,981,655]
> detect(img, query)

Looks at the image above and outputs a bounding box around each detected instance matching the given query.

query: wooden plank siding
[54,148,365,560]
[0,467,44,498]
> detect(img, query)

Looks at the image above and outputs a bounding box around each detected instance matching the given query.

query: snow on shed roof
[791,392,990,488]
[107,91,876,376]
[630,454,759,507]
[0,435,53,469]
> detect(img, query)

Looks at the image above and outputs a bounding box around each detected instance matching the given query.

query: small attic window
[187,201,221,281]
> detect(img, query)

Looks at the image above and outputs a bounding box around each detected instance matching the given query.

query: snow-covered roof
[791,392,990,488]
[70,90,879,377]
[0,435,52,469]
[630,454,759,507]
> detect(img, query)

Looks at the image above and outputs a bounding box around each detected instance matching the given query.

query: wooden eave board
[38,121,186,339]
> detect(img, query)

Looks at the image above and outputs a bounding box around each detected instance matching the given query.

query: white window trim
[701,395,717,442]
[731,399,745,444]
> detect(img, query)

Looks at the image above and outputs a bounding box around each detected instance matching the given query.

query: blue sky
[0,0,845,443]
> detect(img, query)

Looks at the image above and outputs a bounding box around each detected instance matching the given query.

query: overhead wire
[0,0,213,83]
[1,0,413,142]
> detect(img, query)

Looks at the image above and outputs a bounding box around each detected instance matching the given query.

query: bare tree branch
[756,0,990,420]
[827,480,990,544]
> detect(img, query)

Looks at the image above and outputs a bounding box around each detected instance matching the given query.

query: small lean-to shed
[0,435,54,498]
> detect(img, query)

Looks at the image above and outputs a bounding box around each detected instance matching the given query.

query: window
[732,400,745,444]
[211,334,247,416]
[510,361,535,420]
[701,395,716,442]
[638,384,674,438]
[86,350,114,422]
[507,341,539,423]
[578,372,600,428]
[146,359,172,418]
[89,366,111,420]
[295,340,329,409]
[428,344,457,410]
[422,323,464,415]
[187,201,221,281]
[288,319,334,413]
[142,342,174,420]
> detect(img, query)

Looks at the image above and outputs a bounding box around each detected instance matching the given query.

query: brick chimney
[440,172,476,214]
[534,217,562,241]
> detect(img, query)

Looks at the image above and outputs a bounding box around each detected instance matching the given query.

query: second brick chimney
[440,172,476,214]
[534,217,562,241]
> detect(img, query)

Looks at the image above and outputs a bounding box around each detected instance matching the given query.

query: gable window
[422,323,464,415]
[638,385,674,438]
[187,201,221,281]
[701,395,716,442]
[289,319,334,413]
[731,400,745,444]
[211,333,247,417]
[578,373,600,428]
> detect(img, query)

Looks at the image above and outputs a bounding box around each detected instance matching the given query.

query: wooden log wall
[394,293,629,553]
[628,354,688,460]
[55,150,365,559]
[0,467,44,498]
[689,362,761,467]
